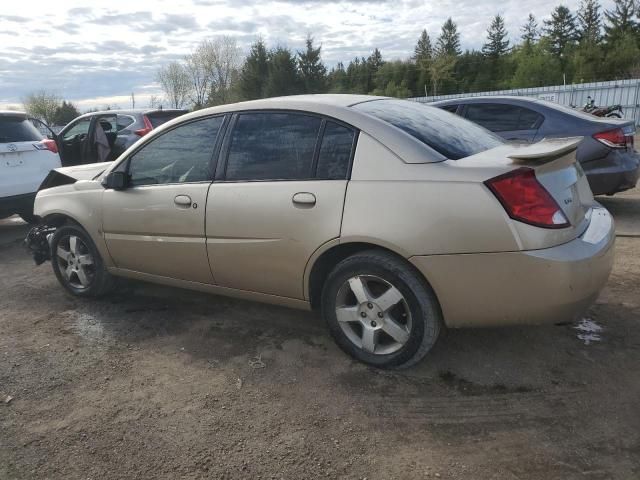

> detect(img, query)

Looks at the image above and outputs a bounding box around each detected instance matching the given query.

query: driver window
[62,118,91,141]
[128,116,224,186]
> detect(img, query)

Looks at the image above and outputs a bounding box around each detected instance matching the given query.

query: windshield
[146,111,187,128]
[0,115,43,143]
[353,99,503,160]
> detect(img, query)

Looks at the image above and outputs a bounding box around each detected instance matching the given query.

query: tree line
[158,0,640,108]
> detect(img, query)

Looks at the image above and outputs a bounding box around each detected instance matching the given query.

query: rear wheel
[50,225,114,297]
[321,250,442,368]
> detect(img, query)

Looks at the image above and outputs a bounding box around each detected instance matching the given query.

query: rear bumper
[0,192,36,217]
[410,207,615,328]
[583,150,640,195]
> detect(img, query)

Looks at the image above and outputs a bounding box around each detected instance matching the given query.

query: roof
[126,94,449,165]
[0,110,27,116]
[431,95,543,105]
[74,108,188,120]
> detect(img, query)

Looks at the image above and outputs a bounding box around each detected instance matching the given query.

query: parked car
[0,111,61,222]
[431,96,639,195]
[26,95,614,368]
[55,109,187,166]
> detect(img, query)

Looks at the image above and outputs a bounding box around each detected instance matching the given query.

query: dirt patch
[1,206,640,479]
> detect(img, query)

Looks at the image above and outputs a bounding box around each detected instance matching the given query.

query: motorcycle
[581,96,623,118]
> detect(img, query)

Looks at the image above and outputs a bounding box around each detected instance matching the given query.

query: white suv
[0,111,61,222]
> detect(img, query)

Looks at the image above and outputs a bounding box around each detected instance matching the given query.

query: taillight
[593,128,627,149]
[134,115,153,137]
[485,167,569,229]
[33,139,58,154]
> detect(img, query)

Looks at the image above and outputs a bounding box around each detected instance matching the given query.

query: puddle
[574,318,603,345]
[62,310,110,343]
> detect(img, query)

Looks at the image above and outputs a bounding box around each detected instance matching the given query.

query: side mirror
[102,171,129,190]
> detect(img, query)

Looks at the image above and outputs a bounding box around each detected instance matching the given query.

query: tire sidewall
[322,253,438,368]
[50,225,107,297]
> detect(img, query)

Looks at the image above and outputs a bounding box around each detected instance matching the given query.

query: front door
[206,112,357,299]
[102,115,226,283]
[58,116,91,166]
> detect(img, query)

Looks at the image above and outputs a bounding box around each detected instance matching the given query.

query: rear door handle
[292,192,316,207]
[174,195,192,208]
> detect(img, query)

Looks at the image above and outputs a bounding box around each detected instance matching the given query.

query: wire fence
[411,79,640,126]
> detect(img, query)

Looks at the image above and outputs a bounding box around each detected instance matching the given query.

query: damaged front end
[24,224,56,265]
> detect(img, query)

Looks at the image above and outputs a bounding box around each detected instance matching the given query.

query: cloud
[0,0,618,107]
[0,15,30,23]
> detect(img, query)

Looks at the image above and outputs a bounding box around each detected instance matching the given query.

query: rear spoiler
[507,137,582,161]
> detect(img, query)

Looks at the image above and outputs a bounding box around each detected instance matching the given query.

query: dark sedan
[431,96,639,195]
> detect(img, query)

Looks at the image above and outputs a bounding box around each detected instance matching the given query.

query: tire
[50,224,115,297]
[606,112,622,118]
[321,250,442,369]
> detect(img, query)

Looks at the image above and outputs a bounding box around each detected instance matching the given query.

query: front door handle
[292,192,316,207]
[174,195,192,208]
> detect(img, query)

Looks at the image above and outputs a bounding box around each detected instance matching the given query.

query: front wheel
[321,250,442,368]
[50,224,114,297]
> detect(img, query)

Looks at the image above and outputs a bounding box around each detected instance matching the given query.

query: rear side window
[316,121,355,180]
[225,113,322,181]
[117,115,135,131]
[0,116,43,142]
[465,104,543,131]
[146,111,186,128]
[440,104,459,114]
[353,99,502,160]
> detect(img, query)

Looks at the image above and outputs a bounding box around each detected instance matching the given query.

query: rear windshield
[146,111,187,128]
[0,116,43,143]
[353,99,502,160]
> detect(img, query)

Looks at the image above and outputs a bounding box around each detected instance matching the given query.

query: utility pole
[131,92,135,109]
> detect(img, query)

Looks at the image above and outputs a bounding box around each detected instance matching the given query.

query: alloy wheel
[335,275,412,355]
[55,235,95,290]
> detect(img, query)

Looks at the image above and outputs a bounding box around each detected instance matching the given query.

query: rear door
[102,115,225,283]
[206,112,356,299]
[464,103,543,142]
[0,114,60,197]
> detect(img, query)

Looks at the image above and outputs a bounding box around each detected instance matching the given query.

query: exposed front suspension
[24,225,56,265]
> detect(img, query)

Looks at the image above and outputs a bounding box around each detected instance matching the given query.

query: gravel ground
[1,190,639,480]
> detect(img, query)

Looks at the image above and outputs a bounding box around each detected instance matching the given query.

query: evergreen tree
[327,62,348,93]
[239,39,268,100]
[483,15,510,57]
[365,48,384,93]
[521,13,540,49]
[265,47,300,97]
[511,39,563,87]
[413,29,433,62]
[602,31,640,77]
[436,18,462,56]
[603,0,637,44]
[52,101,80,126]
[577,0,602,44]
[297,36,327,93]
[543,6,578,58]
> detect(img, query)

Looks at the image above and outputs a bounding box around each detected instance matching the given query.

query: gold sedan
[28,95,615,368]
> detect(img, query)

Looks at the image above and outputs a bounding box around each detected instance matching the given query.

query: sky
[0,0,616,110]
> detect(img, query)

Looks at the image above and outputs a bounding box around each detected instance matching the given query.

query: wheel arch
[305,239,440,313]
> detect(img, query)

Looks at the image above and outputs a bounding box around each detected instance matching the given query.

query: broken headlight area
[24,225,56,265]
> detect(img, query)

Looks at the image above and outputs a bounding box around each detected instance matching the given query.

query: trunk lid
[456,136,596,250]
[507,137,593,229]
